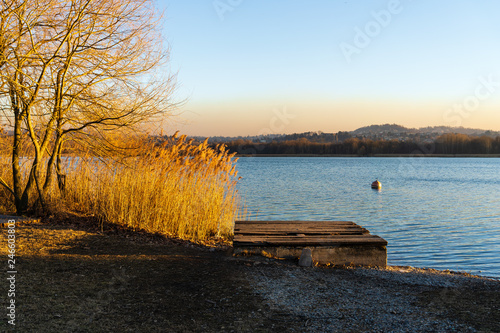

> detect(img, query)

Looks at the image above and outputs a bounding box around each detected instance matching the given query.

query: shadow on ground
[3,220,303,332]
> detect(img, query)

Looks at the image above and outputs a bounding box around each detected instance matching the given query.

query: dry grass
[0,133,242,243]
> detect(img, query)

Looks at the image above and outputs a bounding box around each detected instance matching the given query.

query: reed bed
[0,159,15,213]
[1,133,241,242]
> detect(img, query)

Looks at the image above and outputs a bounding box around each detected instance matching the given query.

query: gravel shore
[239,256,499,332]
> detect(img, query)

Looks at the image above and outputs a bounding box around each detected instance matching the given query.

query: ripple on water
[236,157,500,277]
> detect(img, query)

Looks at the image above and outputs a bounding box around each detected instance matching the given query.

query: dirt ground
[1,216,499,332]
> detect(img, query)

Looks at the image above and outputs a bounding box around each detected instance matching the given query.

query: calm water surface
[236,157,500,278]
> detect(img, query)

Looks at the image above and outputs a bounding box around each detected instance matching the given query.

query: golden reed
[0,133,241,243]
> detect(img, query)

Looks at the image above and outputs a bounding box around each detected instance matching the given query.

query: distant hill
[351,124,493,136]
[416,126,488,135]
[198,124,500,144]
[351,124,416,135]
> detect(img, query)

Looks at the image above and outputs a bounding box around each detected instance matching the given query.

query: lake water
[235,157,500,278]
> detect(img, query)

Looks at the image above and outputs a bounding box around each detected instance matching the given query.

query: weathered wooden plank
[235,225,363,231]
[234,231,368,236]
[235,223,363,228]
[235,220,357,226]
[234,234,385,241]
[234,230,367,235]
[233,240,386,247]
[234,234,380,240]
[233,239,387,245]
[233,241,387,247]
[233,220,381,245]
[235,222,368,233]
[235,221,356,224]
[235,224,365,229]
[234,227,368,233]
[235,222,357,229]
[235,221,369,234]
[233,235,388,247]
[235,225,357,228]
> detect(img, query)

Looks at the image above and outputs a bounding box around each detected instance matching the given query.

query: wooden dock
[233,220,387,267]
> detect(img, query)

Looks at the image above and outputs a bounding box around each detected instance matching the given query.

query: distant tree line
[222,133,500,155]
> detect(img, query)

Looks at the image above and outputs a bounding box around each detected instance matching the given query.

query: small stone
[299,248,313,267]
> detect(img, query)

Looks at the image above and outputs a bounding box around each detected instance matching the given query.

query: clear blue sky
[160,0,500,136]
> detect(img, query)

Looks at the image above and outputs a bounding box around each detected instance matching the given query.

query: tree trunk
[55,141,66,193]
[12,111,23,213]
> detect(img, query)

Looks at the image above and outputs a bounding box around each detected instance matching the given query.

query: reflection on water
[236,157,500,278]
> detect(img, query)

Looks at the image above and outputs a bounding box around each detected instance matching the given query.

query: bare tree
[0,0,176,213]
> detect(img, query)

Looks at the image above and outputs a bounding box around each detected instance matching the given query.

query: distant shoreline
[236,153,500,158]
